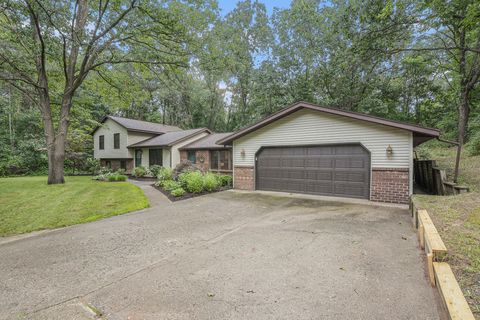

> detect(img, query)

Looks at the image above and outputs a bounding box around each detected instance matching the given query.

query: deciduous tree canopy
[1,0,479,179]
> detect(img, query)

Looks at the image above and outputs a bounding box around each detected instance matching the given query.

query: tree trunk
[47,137,66,184]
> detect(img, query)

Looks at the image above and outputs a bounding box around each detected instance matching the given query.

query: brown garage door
[256,144,370,199]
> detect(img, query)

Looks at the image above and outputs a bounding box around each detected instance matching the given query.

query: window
[135,149,142,167]
[120,160,126,170]
[149,149,163,166]
[113,133,120,149]
[187,150,196,163]
[99,135,104,150]
[210,150,231,171]
[105,160,111,168]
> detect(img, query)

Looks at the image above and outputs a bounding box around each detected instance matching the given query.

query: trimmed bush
[179,171,204,193]
[157,167,173,182]
[107,174,127,182]
[218,174,233,187]
[132,166,147,177]
[149,165,162,177]
[163,180,181,191]
[204,172,220,191]
[171,188,186,197]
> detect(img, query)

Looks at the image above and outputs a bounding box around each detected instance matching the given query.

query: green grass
[0,176,149,237]
[414,145,480,317]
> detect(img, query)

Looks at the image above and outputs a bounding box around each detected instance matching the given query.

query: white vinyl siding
[233,109,412,169]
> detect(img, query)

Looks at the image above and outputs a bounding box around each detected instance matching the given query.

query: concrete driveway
[0,182,445,320]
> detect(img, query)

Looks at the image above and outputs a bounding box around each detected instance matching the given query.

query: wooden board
[418,209,447,260]
[433,262,475,320]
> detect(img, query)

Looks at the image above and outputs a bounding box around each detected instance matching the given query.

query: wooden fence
[413,160,469,195]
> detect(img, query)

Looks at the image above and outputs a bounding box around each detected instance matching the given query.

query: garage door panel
[305,158,334,168]
[256,144,370,199]
[306,181,333,194]
[334,171,367,183]
[306,146,334,155]
[305,170,333,181]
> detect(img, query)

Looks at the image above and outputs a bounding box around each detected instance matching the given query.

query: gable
[233,108,412,168]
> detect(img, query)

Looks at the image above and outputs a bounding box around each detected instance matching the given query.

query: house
[179,133,233,173]
[92,116,212,172]
[216,101,440,204]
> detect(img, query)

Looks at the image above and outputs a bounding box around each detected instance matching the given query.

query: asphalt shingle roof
[108,116,182,134]
[180,132,233,150]
[128,128,210,148]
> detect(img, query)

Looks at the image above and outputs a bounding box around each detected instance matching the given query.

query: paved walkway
[0,181,445,319]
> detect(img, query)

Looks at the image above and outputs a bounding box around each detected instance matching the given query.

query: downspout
[436,138,461,183]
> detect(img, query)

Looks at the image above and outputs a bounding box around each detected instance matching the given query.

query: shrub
[99,167,112,175]
[132,166,147,177]
[157,167,173,182]
[171,188,186,197]
[107,174,127,182]
[86,158,101,175]
[217,174,233,187]
[204,172,220,191]
[115,168,126,175]
[163,180,181,191]
[466,132,480,156]
[149,165,162,177]
[179,171,204,193]
[173,160,201,179]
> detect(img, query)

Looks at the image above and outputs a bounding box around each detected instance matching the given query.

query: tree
[0,0,186,183]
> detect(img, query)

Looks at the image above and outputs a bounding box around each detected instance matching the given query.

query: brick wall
[100,159,134,173]
[179,150,210,171]
[180,150,187,161]
[371,168,410,204]
[234,166,255,190]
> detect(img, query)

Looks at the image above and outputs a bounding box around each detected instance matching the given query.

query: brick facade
[100,159,134,173]
[234,166,255,190]
[371,168,410,204]
[180,150,210,171]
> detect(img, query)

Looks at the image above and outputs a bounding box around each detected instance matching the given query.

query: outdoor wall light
[240,149,246,157]
[386,144,393,157]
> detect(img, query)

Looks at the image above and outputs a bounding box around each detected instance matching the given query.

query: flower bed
[152,166,232,201]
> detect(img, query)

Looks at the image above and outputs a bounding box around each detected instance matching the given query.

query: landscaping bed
[152,183,231,201]
[151,165,233,201]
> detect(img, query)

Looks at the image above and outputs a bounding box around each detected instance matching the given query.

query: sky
[217,0,292,16]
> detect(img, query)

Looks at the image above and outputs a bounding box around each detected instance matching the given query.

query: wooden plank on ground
[418,209,447,259]
[433,262,475,320]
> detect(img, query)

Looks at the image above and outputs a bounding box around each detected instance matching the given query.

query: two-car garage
[256,144,370,199]
[217,102,440,204]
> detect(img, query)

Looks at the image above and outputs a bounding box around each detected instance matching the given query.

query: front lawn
[0,176,149,236]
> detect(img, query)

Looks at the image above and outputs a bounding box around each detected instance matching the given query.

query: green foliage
[157,167,173,182]
[162,180,181,191]
[179,171,204,193]
[203,172,220,192]
[107,174,127,182]
[170,187,186,197]
[149,165,162,177]
[132,166,147,177]
[466,133,480,156]
[86,158,101,175]
[217,174,233,187]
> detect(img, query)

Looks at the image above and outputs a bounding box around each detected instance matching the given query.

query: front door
[135,149,142,167]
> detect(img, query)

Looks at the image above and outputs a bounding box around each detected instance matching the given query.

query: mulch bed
[152,184,232,202]
[128,176,157,181]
